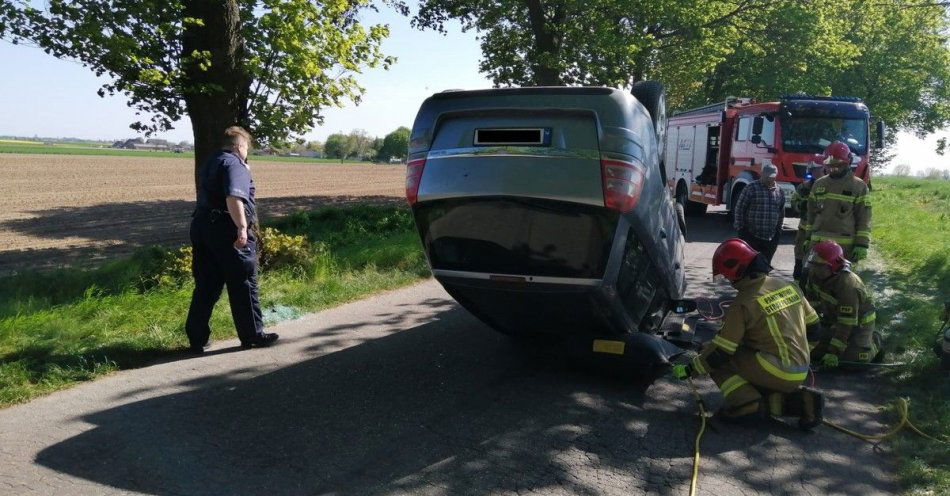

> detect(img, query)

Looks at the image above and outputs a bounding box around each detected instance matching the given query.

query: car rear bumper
[436,271,684,363]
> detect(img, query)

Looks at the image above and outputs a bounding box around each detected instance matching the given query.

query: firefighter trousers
[709,349,807,414]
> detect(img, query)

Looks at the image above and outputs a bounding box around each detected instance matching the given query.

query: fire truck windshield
[780,117,868,154]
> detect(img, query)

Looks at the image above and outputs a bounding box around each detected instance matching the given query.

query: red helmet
[809,240,846,273]
[713,238,759,281]
[820,141,853,166]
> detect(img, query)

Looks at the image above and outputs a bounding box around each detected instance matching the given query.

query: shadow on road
[0,195,403,273]
[35,303,893,495]
[17,205,893,495]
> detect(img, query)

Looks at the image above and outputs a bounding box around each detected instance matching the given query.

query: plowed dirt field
[1,153,405,273]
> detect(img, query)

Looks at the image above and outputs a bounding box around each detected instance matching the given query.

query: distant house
[113,137,172,151]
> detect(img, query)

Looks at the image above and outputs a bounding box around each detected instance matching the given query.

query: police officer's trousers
[185,211,265,346]
[709,349,807,414]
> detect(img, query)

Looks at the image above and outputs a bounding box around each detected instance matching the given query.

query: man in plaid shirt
[733,164,785,263]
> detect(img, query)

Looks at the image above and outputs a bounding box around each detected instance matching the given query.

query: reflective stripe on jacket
[805,172,871,258]
[793,181,813,260]
[811,270,876,359]
[695,275,816,381]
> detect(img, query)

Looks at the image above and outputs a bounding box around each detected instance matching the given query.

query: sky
[0,6,947,174]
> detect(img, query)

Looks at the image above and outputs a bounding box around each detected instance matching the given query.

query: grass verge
[861,177,949,495]
[0,204,428,408]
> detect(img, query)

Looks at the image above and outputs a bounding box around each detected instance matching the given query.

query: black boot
[770,387,824,430]
[241,332,279,349]
[714,398,767,425]
[188,342,212,355]
[796,386,824,431]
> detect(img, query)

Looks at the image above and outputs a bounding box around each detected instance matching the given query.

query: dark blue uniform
[185,149,265,347]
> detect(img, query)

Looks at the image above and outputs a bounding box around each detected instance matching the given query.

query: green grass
[0,141,371,164]
[0,205,428,407]
[862,177,950,495]
[0,143,191,158]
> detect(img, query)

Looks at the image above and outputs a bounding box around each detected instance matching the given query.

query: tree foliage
[322,129,377,160]
[376,126,409,161]
[695,0,950,136]
[0,0,399,176]
[324,132,349,159]
[413,0,950,136]
[413,0,766,88]
[320,127,407,160]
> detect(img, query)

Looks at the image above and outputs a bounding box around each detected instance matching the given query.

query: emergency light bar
[781,95,863,103]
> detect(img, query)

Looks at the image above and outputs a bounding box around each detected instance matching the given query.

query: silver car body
[408,87,686,360]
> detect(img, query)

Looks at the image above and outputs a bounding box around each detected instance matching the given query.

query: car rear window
[414,198,618,279]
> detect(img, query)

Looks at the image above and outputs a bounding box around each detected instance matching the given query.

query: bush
[258,227,310,270]
[138,246,192,289]
[134,226,310,288]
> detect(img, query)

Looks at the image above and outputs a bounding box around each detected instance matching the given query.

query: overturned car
[406,85,688,363]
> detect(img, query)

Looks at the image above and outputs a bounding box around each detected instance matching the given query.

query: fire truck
[664,95,883,216]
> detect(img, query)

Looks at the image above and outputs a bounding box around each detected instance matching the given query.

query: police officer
[804,141,871,262]
[185,126,278,353]
[806,240,882,367]
[672,238,824,429]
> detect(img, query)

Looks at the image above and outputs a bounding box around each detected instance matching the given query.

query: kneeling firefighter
[806,240,882,367]
[673,238,824,428]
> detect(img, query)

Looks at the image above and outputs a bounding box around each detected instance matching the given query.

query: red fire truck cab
[665,95,881,216]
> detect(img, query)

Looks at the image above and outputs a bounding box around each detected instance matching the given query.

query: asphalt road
[0,207,895,495]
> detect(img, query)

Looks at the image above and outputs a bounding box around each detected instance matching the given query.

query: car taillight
[405,158,426,205]
[601,158,646,212]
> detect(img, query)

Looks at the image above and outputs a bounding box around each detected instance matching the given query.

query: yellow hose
[686,378,708,496]
[822,397,948,444]
[682,387,945,496]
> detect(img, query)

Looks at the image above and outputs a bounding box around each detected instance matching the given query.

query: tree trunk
[181,0,250,196]
[524,0,561,86]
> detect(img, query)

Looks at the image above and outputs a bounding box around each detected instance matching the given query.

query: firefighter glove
[852,246,867,262]
[671,364,692,380]
[821,353,839,368]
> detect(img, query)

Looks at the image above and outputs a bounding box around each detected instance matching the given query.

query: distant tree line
[919,168,949,180]
[270,126,409,162]
[891,163,949,180]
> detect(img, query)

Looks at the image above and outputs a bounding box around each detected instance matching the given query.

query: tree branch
[655,0,767,40]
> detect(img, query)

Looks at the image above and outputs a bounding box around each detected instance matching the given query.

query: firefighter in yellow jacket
[672,238,824,429]
[793,161,827,282]
[806,240,882,366]
[805,141,871,262]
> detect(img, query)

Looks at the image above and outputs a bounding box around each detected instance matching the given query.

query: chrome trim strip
[427,146,601,161]
[418,191,607,207]
[432,269,602,287]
